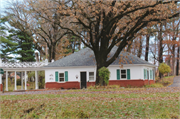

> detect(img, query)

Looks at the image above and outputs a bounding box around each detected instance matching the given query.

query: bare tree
[28,0,72,61]
[58,0,180,85]
[176,46,180,76]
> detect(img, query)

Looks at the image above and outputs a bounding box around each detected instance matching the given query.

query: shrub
[158,63,171,76]
[98,67,110,85]
[144,83,164,88]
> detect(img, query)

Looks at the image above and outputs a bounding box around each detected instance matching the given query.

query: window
[89,72,94,81]
[121,69,126,78]
[147,70,149,79]
[59,73,64,82]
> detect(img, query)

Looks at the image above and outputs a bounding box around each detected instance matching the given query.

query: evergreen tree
[0,18,18,62]
[0,36,18,62]
[7,29,35,62]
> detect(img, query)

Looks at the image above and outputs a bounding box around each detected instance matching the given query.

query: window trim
[120,69,127,79]
[59,72,65,82]
[88,71,95,82]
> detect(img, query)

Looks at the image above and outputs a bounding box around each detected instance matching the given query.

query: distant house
[44,47,155,89]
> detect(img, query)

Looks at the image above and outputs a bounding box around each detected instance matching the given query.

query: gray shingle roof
[45,47,155,67]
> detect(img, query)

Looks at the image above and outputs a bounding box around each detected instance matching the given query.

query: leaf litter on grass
[0,87,180,118]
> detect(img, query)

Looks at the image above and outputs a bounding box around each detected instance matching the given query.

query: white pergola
[0,59,49,91]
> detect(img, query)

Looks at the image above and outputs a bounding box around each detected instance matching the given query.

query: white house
[44,47,156,89]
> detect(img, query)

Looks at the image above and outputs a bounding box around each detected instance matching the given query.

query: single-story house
[44,47,156,89]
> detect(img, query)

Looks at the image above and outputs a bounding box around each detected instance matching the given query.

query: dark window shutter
[65,71,68,82]
[55,71,59,82]
[117,69,120,80]
[127,69,130,80]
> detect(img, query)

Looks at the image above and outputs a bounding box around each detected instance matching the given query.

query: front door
[80,72,87,89]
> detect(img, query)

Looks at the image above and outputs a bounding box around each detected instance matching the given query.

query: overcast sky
[0,0,9,15]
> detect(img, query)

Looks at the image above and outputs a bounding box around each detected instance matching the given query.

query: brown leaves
[1,87,180,118]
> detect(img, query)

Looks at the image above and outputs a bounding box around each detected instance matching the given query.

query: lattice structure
[1,61,49,68]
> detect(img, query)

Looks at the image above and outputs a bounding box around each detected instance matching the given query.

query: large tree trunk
[95,66,101,85]
[94,49,108,86]
[95,56,105,86]
[48,46,52,62]
[172,39,175,76]
[176,46,180,76]
[48,44,57,62]
[145,34,150,61]
[158,23,163,78]
[52,44,56,61]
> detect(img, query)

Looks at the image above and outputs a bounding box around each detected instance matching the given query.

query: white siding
[45,67,96,83]
[108,65,143,80]
[45,65,156,82]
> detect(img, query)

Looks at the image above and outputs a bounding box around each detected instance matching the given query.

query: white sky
[0,0,23,15]
[0,0,9,13]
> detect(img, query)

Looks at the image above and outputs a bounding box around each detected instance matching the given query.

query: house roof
[45,47,155,67]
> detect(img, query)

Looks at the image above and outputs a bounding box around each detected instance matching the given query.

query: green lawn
[1,88,180,118]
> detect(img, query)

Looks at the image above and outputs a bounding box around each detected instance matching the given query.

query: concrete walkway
[168,76,180,87]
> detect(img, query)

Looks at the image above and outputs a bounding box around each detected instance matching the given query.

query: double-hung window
[89,72,94,81]
[59,73,64,82]
[121,69,126,79]
[117,69,130,80]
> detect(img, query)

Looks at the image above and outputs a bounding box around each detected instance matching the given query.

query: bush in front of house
[98,67,110,86]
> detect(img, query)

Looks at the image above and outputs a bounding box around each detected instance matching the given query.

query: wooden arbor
[0,59,49,91]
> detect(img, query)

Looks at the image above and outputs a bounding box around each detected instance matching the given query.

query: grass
[144,83,164,88]
[164,76,175,79]
[1,87,180,118]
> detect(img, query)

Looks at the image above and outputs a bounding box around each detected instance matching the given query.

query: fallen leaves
[0,87,180,118]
